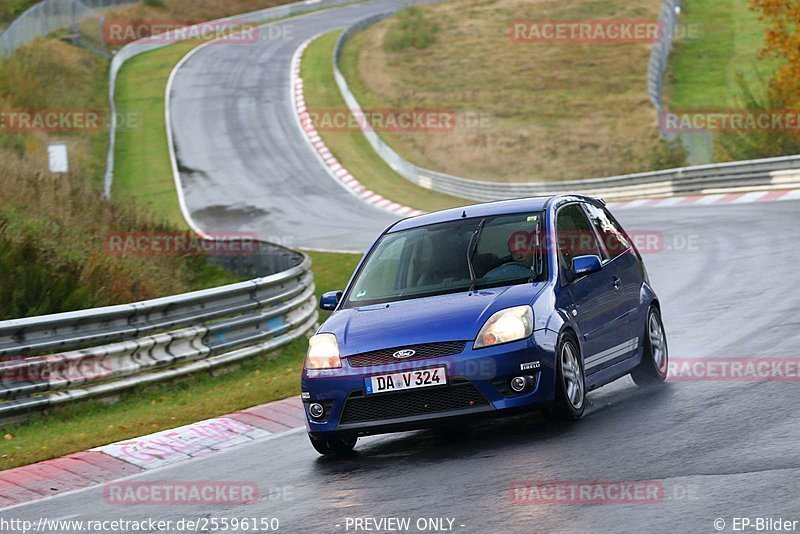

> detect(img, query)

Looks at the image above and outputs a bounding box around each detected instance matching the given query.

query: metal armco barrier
[0,243,317,422]
[333,12,800,202]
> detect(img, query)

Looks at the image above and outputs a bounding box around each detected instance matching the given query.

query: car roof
[388,195,602,233]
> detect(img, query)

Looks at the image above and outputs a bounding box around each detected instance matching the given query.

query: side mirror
[571,255,602,278]
[320,290,343,311]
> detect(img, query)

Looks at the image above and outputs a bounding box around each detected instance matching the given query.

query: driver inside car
[482,231,536,282]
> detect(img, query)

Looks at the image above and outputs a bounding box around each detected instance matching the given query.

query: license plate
[365,366,447,395]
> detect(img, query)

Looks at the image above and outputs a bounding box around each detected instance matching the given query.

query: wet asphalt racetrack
[168,0,432,251]
[6,0,800,531]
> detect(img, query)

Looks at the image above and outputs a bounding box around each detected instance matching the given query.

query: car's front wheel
[547,332,586,421]
[631,306,668,386]
[309,435,358,456]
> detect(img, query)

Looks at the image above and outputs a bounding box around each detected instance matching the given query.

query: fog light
[308,402,325,419]
[510,376,527,393]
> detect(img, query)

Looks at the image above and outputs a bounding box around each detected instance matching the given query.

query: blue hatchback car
[302,195,668,455]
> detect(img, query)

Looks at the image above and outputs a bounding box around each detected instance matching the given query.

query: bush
[384,7,439,52]
[649,137,688,170]
[0,38,103,113]
[0,0,38,27]
[0,216,101,318]
[0,157,237,320]
[0,39,237,320]
[714,74,800,161]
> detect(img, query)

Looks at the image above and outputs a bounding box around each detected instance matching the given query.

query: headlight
[305,333,342,369]
[473,305,533,349]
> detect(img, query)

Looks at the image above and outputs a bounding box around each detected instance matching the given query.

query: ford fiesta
[301,195,668,455]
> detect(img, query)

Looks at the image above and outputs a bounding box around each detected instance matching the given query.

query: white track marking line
[93,417,271,470]
[0,426,306,512]
[0,427,306,512]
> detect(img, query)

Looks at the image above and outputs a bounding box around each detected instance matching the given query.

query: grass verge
[667,0,778,110]
[338,0,683,183]
[114,40,201,227]
[301,31,466,213]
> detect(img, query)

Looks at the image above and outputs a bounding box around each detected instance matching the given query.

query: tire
[546,331,586,421]
[308,435,358,456]
[631,306,668,386]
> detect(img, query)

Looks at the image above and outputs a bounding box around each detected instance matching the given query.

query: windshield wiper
[531,216,542,282]
[466,219,486,292]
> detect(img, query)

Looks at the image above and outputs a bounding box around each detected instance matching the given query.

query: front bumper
[301,329,558,439]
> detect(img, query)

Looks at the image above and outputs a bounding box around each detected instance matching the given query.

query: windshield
[344,212,546,307]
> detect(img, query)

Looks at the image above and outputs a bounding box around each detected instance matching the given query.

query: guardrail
[331,12,800,202]
[104,0,362,198]
[0,242,316,423]
[0,0,136,58]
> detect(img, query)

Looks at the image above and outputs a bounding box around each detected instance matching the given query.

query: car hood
[320,283,546,356]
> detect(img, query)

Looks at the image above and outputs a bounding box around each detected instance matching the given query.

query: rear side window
[583,203,632,260]
[556,204,602,269]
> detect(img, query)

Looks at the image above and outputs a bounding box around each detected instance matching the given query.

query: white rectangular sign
[47,142,69,173]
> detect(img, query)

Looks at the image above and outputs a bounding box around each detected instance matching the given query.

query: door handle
[612,276,622,290]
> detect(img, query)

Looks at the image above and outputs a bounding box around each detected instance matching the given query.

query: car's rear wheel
[631,306,668,386]
[309,435,358,456]
[547,332,585,421]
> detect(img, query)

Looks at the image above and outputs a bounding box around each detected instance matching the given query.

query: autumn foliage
[749,0,800,108]
[714,1,800,160]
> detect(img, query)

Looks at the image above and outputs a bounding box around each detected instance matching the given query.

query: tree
[749,0,800,108]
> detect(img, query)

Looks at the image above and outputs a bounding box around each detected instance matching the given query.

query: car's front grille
[339,380,489,424]
[346,341,467,368]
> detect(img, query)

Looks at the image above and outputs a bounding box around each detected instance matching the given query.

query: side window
[583,203,631,260]
[556,204,602,271]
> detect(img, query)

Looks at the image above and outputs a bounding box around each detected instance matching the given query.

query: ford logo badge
[392,349,416,359]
